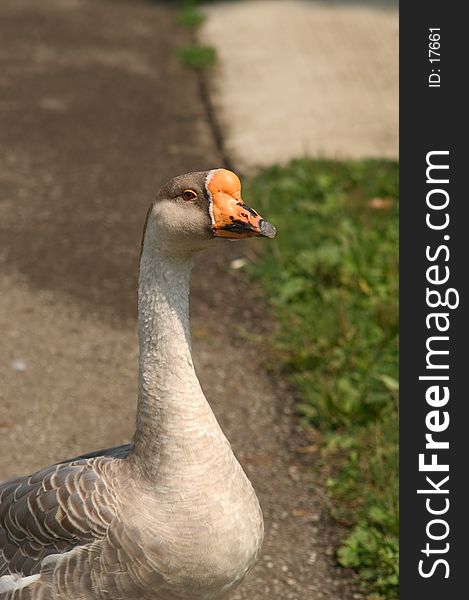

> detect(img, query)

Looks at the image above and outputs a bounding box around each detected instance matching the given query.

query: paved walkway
[200,0,398,171]
[0,1,357,598]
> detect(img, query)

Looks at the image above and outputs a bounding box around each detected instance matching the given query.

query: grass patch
[176,1,216,70]
[177,44,216,69]
[178,0,206,28]
[246,159,398,599]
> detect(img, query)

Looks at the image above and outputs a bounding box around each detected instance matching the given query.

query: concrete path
[200,0,398,171]
[0,1,356,598]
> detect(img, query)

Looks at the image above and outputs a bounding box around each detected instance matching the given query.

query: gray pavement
[0,1,357,598]
[200,0,398,171]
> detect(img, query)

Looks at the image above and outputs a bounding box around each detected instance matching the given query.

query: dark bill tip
[259,220,277,239]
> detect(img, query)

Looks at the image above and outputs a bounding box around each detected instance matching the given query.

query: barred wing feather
[0,457,119,580]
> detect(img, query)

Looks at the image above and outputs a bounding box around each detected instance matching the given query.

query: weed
[176,1,216,70]
[178,0,206,29]
[177,44,216,69]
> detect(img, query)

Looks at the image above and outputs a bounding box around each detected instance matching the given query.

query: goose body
[0,169,275,600]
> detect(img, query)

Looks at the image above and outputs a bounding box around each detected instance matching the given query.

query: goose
[0,169,276,600]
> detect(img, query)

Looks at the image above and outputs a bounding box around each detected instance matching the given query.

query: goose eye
[182,189,198,201]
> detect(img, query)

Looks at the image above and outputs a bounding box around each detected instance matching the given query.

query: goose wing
[0,457,119,579]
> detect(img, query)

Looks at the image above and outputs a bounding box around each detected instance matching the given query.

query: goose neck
[130,240,212,476]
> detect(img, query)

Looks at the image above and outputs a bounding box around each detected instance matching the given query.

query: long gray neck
[130,232,223,479]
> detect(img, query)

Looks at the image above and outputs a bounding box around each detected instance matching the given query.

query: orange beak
[206,169,276,239]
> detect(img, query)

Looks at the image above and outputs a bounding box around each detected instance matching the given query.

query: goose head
[143,168,276,256]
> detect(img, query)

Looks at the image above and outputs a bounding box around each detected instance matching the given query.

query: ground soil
[0,1,358,598]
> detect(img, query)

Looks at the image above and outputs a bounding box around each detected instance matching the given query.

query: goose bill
[212,194,276,239]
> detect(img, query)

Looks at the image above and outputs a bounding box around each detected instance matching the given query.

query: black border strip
[400,3,466,598]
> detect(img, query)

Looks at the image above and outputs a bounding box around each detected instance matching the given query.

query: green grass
[178,0,206,29]
[246,159,399,599]
[177,45,217,69]
[176,1,217,70]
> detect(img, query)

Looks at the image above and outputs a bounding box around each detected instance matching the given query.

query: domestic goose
[0,169,276,600]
